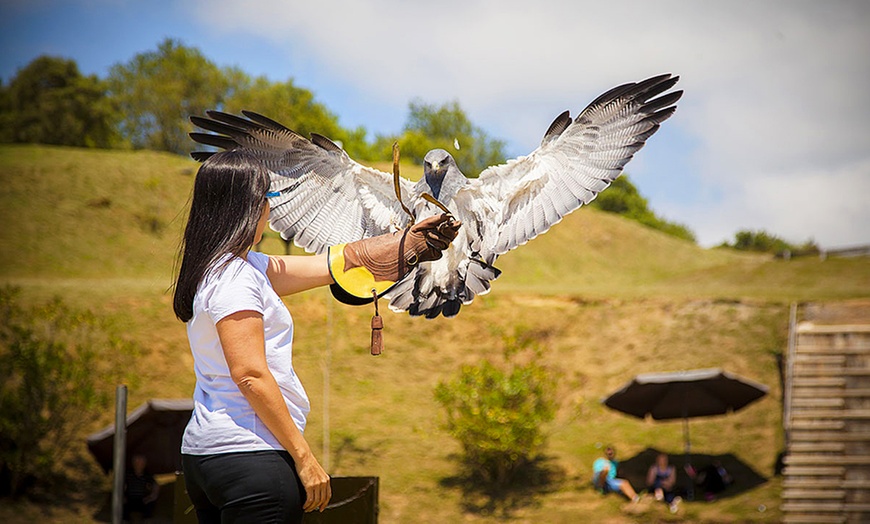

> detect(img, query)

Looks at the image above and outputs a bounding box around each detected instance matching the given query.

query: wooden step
[782,502,844,512]
[791,388,845,398]
[790,409,870,419]
[782,502,870,512]
[782,489,846,500]
[783,479,845,489]
[790,388,870,399]
[784,455,870,466]
[843,479,870,489]
[782,466,845,476]
[841,368,870,376]
[790,431,870,442]
[796,346,870,355]
[797,324,870,334]
[790,377,847,387]
[793,368,845,377]
[794,355,847,365]
[842,388,870,397]
[788,420,846,430]
[791,398,845,408]
[785,479,870,491]
[783,516,845,524]
[789,442,846,452]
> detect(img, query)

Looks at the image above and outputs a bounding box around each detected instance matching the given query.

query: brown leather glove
[344,214,460,281]
[328,214,461,305]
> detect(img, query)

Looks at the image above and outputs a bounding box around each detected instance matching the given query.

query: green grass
[2,144,869,523]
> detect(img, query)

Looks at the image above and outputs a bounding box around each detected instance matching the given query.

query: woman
[173,149,458,523]
[646,452,679,512]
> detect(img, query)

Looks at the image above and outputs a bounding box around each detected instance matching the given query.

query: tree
[0,56,120,147]
[378,100,507,175]
[0,287,138,498]
[720,229,819,257]
[108,39,232,155]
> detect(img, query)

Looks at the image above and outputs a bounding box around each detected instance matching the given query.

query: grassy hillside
[2,145,869,523]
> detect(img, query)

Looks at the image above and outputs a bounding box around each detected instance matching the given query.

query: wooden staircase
[782,317,870,524]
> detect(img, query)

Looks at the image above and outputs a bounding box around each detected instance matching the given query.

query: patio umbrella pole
[112,385,127,524]
[683,402,694,501]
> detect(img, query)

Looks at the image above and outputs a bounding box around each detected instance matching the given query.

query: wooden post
[112,385,127,524]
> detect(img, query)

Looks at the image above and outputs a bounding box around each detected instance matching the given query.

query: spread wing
[190,110,414,253]
[468,73,682,259]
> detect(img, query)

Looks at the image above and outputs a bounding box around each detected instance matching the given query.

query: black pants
[182,450,305,524]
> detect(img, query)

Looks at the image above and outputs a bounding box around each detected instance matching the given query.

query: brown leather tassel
[370,289,383,356]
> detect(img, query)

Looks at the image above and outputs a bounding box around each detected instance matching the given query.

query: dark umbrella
[604,368,767,500]
[603,368,768,456]
[87,398,193,475]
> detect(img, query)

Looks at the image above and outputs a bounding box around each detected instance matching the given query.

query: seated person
[685,460,732,501]
[592,446,640,502]
[646,452,680,512]
[123,454,160,521]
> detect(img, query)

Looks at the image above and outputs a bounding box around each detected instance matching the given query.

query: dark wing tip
[541,110,572,146]
[190,151,215,162]
[189,132,238,150]
[310,133,343,153]
[241,110,292,132]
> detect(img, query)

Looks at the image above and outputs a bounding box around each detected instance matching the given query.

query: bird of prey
[189,73,682,318]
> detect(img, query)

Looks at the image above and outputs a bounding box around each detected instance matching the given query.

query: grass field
[2,144,869,522]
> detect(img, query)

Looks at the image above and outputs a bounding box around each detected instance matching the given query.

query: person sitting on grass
[592,446,640,502]
[686,460,733,501]
[123,454,160,522]
[646,452,681,513]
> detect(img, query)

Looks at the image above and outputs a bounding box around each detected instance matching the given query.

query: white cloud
[185,0,870,248]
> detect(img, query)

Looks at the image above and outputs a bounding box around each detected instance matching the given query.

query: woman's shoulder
[201,253,266,291]
[246,250,270,274]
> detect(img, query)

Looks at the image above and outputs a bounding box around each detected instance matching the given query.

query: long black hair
[173,149,271,322]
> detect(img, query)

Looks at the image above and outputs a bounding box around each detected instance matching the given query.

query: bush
[720,229,820,257]
[0,287,138,498]
[434,332,557,488]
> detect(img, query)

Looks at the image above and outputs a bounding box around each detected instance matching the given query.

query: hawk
[190,73,682,318]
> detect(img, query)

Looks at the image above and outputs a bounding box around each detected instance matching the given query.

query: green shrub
[434,334,557,488]
[0,286,138,498]
[720,229,820,257]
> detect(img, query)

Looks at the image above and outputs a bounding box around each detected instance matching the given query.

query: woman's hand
[296,454,331,512]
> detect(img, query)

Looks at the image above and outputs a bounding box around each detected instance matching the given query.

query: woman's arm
[646,465,656,487]
[266,253,334,296]
[217,310,331,512]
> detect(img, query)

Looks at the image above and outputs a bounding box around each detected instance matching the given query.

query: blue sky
[2,0,869,249]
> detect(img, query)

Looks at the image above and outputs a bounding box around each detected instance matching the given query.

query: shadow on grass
[617,447,767,501]
[439,454,566,517]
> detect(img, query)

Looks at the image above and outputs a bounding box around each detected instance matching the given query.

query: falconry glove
[328,213,460,305]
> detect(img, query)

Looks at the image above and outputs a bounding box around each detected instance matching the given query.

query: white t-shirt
[181,250,310,455]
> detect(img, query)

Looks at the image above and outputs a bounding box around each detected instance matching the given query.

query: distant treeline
[2,37,703,244]
[718,230,820,258]
[0,38,504,174]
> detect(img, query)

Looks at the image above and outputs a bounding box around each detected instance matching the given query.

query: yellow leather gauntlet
[328,214,460,305]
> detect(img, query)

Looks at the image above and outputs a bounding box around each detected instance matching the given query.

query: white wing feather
[469,73,681,259]
[190,111,414,254]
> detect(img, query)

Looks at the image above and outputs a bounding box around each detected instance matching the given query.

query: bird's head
[423,149,459,199]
